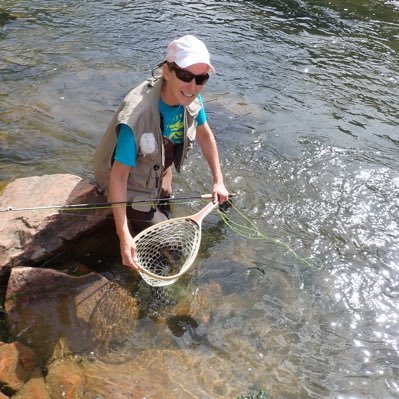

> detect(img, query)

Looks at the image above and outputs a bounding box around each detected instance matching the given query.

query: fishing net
[135,219,200,286]
[134,202,218,287]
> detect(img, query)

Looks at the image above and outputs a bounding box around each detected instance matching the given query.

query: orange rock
[12,369,50,399]
[0,341,37,392]
[45,359,86,399]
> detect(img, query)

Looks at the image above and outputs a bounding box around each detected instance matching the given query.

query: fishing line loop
[217,200,324,270]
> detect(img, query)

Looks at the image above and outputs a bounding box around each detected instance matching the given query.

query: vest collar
[185,97,202,116]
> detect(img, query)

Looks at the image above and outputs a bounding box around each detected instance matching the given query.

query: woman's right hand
[119,233,140,272]
[109,161,140,272]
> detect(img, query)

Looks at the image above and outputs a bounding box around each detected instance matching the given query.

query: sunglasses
[169,62,209,85]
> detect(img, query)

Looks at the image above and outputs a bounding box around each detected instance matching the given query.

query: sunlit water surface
[1,0,398,397]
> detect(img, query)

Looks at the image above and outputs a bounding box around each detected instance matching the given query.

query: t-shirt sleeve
[114,123,137,167]
[195,94,207,126]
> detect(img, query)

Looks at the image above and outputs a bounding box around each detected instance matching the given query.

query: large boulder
[0,174,112,270]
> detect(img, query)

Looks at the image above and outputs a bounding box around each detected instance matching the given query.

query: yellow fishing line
[218,201,324,270]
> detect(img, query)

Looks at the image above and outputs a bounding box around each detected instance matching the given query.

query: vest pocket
[138,132,158,157]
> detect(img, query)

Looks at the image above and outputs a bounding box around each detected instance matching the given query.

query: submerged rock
[45,359,86,399]
[79,348,247,398]
[0,341,38,394]
[0,10,17,27]
[5,267,139,361]
[11,368,50,399]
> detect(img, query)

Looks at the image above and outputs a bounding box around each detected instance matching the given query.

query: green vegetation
[237,390,270,399]
[0,181,9,196]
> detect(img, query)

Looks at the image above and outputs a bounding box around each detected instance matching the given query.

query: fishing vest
[93,77,202,210]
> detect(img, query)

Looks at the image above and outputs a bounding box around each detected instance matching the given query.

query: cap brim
[177,57,215,74]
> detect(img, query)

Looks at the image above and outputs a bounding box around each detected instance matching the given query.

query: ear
[162,63,172,81]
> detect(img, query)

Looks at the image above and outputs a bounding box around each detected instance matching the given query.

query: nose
[187,78,196,90]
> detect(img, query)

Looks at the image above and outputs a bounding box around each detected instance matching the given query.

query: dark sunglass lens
[174,66,209,85]
[175,68,194,83]
[194,74,209,85]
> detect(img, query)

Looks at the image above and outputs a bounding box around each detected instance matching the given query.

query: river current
[1,0,398,398]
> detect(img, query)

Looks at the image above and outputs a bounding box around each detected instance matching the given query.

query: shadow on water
[41,218,119,270]
[0,9,16,27]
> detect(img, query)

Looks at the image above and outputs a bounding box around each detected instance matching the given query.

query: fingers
[212,191,218,204]
[131,253,140,272]
[219,191,229,204]
[120,239,140,272]
[122,253,139,272]
[213,183,229,204]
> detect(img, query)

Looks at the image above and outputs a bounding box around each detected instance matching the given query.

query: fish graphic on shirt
[166,118,184,143]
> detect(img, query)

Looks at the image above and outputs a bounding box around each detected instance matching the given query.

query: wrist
[116,225,131,239]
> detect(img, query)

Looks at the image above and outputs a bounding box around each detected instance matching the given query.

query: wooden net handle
[189,201,219,225]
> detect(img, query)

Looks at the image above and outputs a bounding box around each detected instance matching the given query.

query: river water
[1,0,398,398]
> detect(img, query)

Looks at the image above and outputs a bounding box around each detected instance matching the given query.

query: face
[162,62,209,107]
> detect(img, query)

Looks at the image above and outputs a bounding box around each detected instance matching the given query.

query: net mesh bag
[135,218,200,287]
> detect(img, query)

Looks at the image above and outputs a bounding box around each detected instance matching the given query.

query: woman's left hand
[212,182,229,204]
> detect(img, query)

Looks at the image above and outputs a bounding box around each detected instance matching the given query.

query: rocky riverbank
[0,174,264,398]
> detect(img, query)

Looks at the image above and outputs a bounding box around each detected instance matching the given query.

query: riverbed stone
[170,282,222,324]
[12,369,50,399]
[0,174,112,271]
[5,267,139,361]
[45,359,86,399]
[0,341,37,393]
[81,348,249,399]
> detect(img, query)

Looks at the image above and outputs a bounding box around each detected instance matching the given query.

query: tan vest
[93,77,202,210]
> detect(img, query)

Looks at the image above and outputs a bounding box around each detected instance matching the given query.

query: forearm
[196,122,229,203]
[109,162,131,238]
[196,123,224,184]
[109,161,139,270]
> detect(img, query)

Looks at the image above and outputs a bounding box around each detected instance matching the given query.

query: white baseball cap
[165,35,215,74]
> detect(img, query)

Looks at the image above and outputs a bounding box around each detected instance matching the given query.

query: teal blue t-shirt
[114,95,207,167]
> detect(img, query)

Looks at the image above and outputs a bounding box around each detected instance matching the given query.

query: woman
[94,35,229,271]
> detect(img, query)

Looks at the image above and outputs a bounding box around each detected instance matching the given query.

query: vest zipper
[153,165,160,188]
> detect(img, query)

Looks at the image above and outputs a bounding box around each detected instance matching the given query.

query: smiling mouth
[181,91,195,98]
